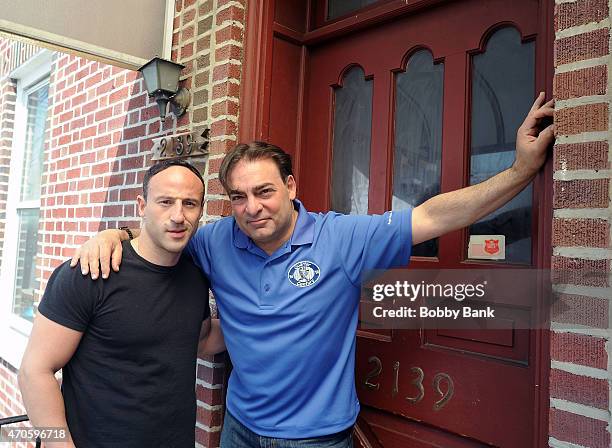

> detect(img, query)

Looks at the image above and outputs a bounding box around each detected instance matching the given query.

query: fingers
[70,248,81,268]
[87,243,100,280]
[538,123,556,144]
[533,107,554,119]
[533,98,555,119]
[111,244,123,273]
[529,91,546,112]
[521,94,554,135]
[99,244,112,280]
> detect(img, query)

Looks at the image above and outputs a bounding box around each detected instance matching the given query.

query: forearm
[18,371,75,447]
[198,319,226,356]
[413,165,534,244]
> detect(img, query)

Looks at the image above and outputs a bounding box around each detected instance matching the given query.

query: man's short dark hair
[142,159,205,202]
[219,141,293,192]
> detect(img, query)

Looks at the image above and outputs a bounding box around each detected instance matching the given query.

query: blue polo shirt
[187,200,411,438]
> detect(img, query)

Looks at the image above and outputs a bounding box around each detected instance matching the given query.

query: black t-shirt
[38,241,210,448]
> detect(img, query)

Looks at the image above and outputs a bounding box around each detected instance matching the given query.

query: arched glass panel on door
[331,66,373,215]
[392,50,444,257]
[469,27,535,264]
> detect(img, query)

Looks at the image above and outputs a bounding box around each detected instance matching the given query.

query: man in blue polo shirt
[72,93,554,447]
[187,148,412,444]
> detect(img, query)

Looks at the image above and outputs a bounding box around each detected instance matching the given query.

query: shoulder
[314,211,372,233]
[320,209,410,227]
[178,253,210,284]
[193,216,234,240]
[313,210,411,246]
[190,217,236,255]
[48,259,96,289]
[38,259,101,330]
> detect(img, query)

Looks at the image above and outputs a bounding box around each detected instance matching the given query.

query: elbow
[18,359,51,395]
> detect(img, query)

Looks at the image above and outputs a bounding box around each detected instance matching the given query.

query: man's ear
[286,175,297,200]
[198,201,204,222]
[136,195,147,218]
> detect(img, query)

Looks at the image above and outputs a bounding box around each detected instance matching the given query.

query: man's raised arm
[70,228,139,279]
[412,92,554,245]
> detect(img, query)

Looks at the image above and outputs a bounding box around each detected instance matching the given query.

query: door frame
[238,1,554,446]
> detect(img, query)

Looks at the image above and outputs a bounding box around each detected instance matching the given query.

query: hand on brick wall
[514,92,555,179]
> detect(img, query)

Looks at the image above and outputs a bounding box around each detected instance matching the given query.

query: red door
[298,0,551,446]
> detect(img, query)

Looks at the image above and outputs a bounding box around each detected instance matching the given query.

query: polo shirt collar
[232,199,315,251]
[233,220,249,249]
[290,199,314,246]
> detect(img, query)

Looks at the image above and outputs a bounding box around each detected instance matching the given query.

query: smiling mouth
[248,218,269,227]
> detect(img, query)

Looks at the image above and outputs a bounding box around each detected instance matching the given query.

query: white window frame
[0,49,52,368]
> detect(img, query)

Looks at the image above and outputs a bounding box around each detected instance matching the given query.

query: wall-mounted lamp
[138,57,190,122]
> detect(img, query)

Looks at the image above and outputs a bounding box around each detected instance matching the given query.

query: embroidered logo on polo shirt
[287,260,321,288]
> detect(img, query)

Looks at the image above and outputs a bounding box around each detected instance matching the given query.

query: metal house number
[362,357,455,411]
[151,128,211,161]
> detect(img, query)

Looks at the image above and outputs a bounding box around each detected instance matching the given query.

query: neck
[131,233,181,266]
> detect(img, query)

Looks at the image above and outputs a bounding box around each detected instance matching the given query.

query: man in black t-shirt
[18,160,225,448]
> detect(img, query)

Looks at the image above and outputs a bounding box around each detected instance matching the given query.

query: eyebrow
[229,183,275,195]
[154,195,201,202]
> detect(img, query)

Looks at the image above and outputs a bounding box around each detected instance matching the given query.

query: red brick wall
[550,0,611,446]
[41,53,151,279]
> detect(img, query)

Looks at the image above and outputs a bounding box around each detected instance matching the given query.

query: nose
[245,194,262,216]
[170,201,186,223]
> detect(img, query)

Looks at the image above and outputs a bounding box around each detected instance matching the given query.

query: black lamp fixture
[138,57,190,122]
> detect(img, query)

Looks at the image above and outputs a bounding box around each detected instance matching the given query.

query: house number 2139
[363,356,454,411]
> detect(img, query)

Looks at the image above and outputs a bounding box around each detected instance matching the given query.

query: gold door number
[363,356,454,411]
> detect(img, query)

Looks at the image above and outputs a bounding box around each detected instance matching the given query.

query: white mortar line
[550,398,610,421]
[555,19,611,39]
[554,209,612,219]
[553,247,612,258]
[549,437,589,448]
[551,360,610,380]
[556,56,610,74]
[554,169,612,180]
[555,132,611,144]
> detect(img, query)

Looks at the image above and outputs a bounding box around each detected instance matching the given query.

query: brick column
[550,0,612,447]
[172,1,246,446]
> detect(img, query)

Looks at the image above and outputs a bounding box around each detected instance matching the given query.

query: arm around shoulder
[69,228,139,280]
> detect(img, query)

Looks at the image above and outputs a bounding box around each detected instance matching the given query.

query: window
[468,27,535,264]
[0,50,52,367]
[392,50,444,257]
[331,66,373,215]
[13,80,48,321]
